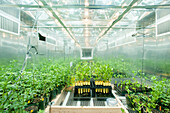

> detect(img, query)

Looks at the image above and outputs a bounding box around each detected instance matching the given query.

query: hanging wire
[20,9,42,74]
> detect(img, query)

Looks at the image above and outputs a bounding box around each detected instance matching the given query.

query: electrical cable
[20,9,42,74]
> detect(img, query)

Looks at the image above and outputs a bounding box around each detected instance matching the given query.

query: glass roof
[2,0,170,47]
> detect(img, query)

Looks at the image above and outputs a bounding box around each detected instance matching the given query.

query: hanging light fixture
[84,9,89,17]
[85,0,89,7]
[38,1,43,6]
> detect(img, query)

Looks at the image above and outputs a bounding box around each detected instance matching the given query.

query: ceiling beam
[21,25,154,29]
[1,4,170,9]
[36,0,80,45]
[95,0,140,44]
[38,19,134,22]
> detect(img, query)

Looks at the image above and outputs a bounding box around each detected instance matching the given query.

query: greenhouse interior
[0,0,170,113]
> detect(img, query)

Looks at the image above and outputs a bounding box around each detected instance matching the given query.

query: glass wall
[95,9,170,79]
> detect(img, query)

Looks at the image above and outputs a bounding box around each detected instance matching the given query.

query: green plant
[150,77,170,112]
[101,64,113,82]
[38,110,45,113]
[0,59,72,112]
[128,93,156,113]
[121,108,125,113]
[126,75,170,113]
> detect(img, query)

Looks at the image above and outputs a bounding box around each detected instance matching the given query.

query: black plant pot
[56,88,58,94]
[49,89,56,101]
[45,94,50,107]
[38,99,45,110]
[57,86,62,94]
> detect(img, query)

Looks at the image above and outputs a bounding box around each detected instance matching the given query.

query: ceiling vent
[0,5,20,35]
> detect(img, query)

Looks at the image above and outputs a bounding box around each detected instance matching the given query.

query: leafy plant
[0,59,72,112]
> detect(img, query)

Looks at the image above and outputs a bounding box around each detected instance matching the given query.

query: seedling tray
[114,85,127,96]
[73,92,91,100]
[95,92,115,100]
[95,86,112,89]
[74,86,91,100]
[95,86,114,100]
[114,84,152,96]
[75,85,91,89]
[74,86,91,95]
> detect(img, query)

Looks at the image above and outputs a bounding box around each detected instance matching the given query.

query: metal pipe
[0,4,170,9]
[96,0,140,44]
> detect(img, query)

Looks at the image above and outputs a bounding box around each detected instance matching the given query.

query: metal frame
[1,4,170,9]
[95,0,139,43]
[35,0,80,46]
[1,0,169,48]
